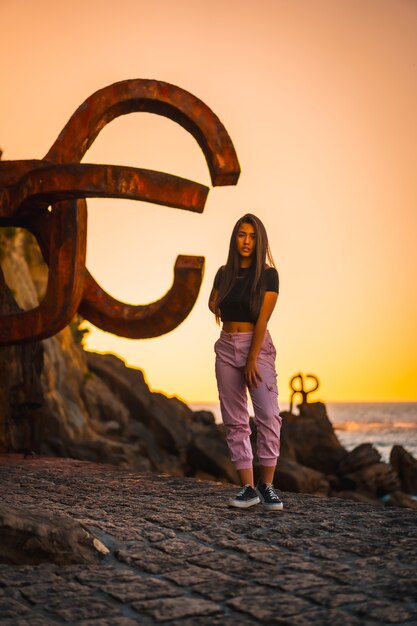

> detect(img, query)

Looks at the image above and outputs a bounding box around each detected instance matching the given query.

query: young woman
[208,214,283,511]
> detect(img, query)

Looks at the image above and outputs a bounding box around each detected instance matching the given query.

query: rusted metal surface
[1,164,209,217]
[45,79,240,187]
[79,256,205,339]
[0,199,86,344]
[0,79,240,345]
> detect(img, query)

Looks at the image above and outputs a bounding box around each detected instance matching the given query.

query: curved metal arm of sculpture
[289,372,320,414]
[45,79,241,187]
[79,255,204,339]
[30,202,205,339]
[43,79,240,338]
[74,164,208,336]
[0,163,209,218]
[0,199,86,345]
[305,373,319,396]
[289,372,303,414]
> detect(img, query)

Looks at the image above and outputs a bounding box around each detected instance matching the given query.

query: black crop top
[213,266,279,323]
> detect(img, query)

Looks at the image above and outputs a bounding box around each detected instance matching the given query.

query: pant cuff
[234,462,253,470]
[258,458,277,467]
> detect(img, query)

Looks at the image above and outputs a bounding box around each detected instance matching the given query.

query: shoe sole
[228,496,260,509]
[261,502,284,511]
[256,489,284,511]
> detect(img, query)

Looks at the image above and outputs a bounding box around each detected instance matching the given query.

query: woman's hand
[244,291,278,388]
[245,355,263,389]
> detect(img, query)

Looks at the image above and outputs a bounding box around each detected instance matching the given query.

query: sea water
[189,401,417,463]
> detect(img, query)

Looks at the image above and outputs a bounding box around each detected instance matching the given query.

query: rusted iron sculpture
[0,80,240,345]
[289,372,320,414]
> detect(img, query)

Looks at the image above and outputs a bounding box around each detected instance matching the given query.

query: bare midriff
[222,321,255,333]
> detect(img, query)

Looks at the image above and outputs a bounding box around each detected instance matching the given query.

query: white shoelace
[264,484,279,500]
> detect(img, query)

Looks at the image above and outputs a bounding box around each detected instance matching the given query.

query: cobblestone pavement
[0,455,416,626]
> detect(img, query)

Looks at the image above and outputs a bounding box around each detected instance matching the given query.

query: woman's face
[236,222,256,260]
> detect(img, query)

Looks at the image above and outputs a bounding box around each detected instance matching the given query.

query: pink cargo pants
[214,330,282,470]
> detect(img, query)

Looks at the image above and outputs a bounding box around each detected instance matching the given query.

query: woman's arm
[209,267,223,314]
[245,291,278,388]
[208,287,219,314]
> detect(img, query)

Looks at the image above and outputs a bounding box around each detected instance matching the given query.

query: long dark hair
[215,213,275,322]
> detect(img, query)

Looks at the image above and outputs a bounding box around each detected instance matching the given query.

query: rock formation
[0,255,44,454]
[279,401,346,474]
[390,444,417,494]
[0,503,109,565]
[271,403,414,508]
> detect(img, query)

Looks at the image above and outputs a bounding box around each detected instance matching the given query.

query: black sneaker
[256,482,284,511]
[228,485,260,509]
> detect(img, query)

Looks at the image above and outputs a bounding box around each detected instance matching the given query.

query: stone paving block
[272,536,309,552]
[154,537,215,558]
[192,578,265,604]
[163,564,229,587]
[253,570,327,592]
[169,614,257,626]
[188,550,258,576]
[143,512,207,533]
[299,542,354,562]
[227,592,315,623]
[296,559,359,585]
[191,526,241,545]
[0,617,58,626]
[215,537,281,563]
[44,597,122,622]
[248,548,289,566]
[91,524,146,542]
[255,555,316,578]
[278,608,376,626]
[141,526,177,543]
[164,565,264,602]
[18,581,91,604]
[116,546,183,574]
[243,566,289,587]
[75,566,139,587]
[0,565,61,588]
[371,576,417,602]
[131,595,222,622]
[351,599,416,623]
[220,509,276,531]
[0,596,30,618]
[101,576,182,603]
[77,617,143,626]
[297,586,369,608]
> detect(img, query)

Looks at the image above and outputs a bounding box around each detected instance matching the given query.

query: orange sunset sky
[1,0,416,403]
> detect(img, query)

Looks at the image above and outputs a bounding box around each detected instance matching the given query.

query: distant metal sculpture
[0,79,240,345]
[289,372,320,414]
